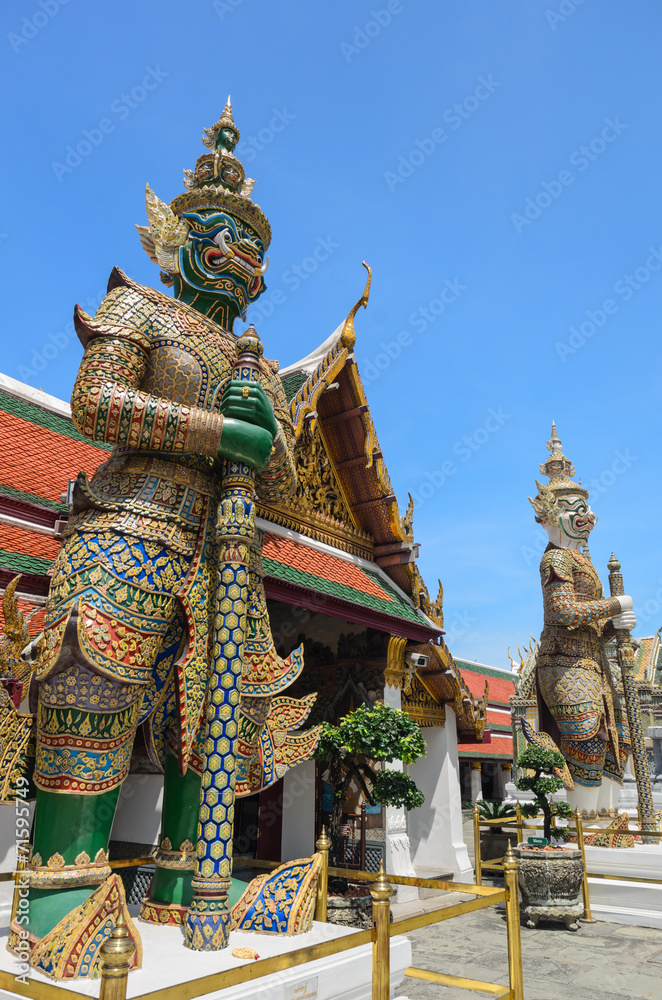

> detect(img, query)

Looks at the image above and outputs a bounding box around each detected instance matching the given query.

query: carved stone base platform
[0,882,412,999]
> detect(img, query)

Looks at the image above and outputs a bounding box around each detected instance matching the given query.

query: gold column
[370,861,393,1000]
[315,826,331,922]
[99,911,135,1000]
[503,844,524,1000]
[515,801,523,846]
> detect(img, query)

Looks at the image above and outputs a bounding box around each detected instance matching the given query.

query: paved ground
[395,819,662,1000]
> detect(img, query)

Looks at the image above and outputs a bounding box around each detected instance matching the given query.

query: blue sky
[2,1,662,666]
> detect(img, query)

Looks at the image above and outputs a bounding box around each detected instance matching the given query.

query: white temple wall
[407,707,473,880]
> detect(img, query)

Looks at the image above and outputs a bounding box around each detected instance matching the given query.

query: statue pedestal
[585,842,662,929]
[0,882,412,999]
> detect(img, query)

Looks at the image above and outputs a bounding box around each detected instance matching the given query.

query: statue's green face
[178,209,267,320]
[217,126,239,154]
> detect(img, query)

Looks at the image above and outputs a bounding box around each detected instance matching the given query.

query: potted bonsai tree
[514,745,584,930]
[314,702,425,927]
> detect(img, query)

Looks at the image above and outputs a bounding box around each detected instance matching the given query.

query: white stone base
[0,883,411,1000]
[585,842,662,930]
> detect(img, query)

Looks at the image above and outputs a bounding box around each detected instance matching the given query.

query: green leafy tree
[515,745,566,842]
[314,702,426,863]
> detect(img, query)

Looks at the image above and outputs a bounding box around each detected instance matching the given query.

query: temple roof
[260,528,436,641]
[0,364,437,637]
[265,268,426,605]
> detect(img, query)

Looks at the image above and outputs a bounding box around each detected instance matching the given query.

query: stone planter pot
[513,846,584,931]
[326,894,372,929]
[480,831,516,862]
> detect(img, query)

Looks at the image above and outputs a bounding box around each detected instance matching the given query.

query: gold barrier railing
[0,829,524,1000]
[472,802,662,924]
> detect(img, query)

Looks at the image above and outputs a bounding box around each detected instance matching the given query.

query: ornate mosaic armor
[9,101,321,973]
[537,544,629,786]
[35,268,309,796]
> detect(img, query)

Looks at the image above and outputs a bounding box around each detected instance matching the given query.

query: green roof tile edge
[0,389,112,450]
[262,555,426,625]
[281,371,308,402]
[0,549,53,575]
[455,659,518,682]
[0,482,68,514]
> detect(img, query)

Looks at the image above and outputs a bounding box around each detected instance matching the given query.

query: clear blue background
[2,0,661,667]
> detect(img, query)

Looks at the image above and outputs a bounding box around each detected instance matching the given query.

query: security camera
[405,652,430,669]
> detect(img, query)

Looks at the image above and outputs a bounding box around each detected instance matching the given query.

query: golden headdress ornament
[136,97,271,283]
[201,95,239,148]
[528,422,588,524]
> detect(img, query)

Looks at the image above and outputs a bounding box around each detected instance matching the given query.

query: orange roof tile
[487,709,512,729]
[0,410,106,505]
[262,533,394,603]
[0,523,60,561]
[458,737,513,757]
[461,669,516,706]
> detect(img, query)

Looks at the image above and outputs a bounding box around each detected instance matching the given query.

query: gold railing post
[473,802,482,886]
[515,801,523,846]
[315,826,331,922]
[99,911,135,1000]
[370,861,393,1000]
[574,807,595,922]
[503,843,524,1000]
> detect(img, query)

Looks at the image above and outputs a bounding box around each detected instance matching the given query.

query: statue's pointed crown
[169,96,271,248]
[529,422,588,522]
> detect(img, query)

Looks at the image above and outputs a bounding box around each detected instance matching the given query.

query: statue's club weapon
[184,326,264,951]
[607,553,656,832]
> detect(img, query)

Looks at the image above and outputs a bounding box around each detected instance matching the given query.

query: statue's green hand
[218,418,273,470]
[221,380,279,440]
